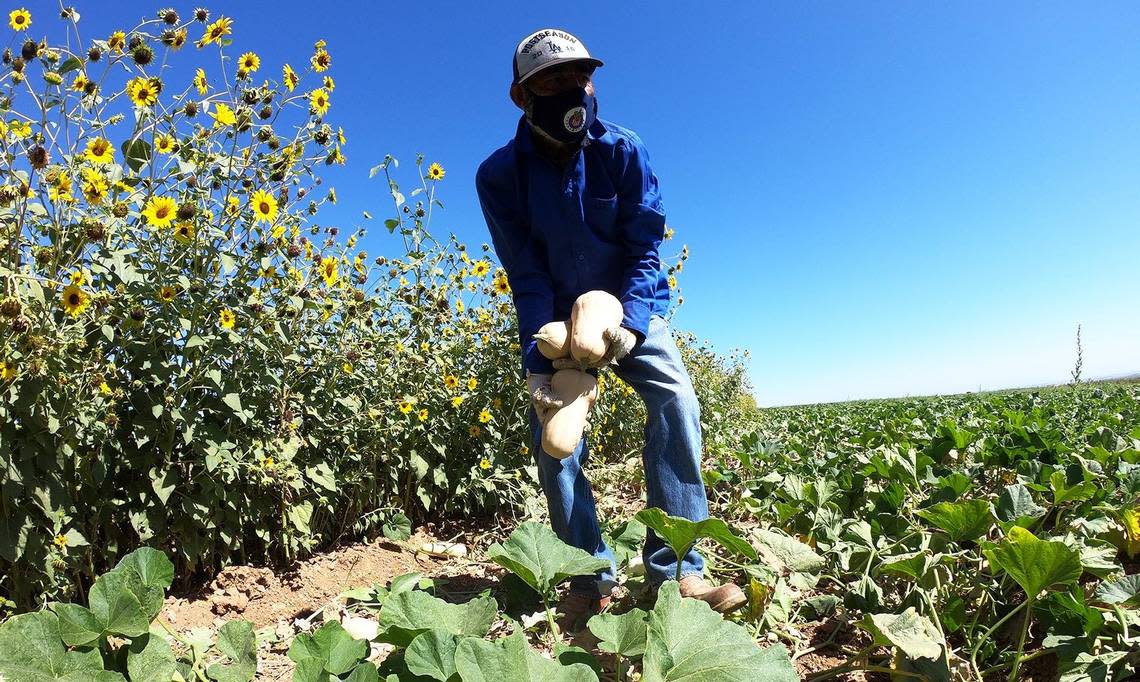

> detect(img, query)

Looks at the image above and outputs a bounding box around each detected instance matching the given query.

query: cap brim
[517,57,604,84]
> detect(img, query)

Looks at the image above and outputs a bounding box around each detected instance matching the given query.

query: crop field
[1,5,1138,682]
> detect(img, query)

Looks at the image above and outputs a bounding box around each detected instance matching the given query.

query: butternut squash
[533,320,572,360]
[569,290,623,365]
[540,369,598,459]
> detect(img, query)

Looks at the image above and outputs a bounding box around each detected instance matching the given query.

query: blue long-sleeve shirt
[476,114,670,376]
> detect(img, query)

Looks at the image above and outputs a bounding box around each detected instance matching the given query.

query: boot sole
[709,592,748,614]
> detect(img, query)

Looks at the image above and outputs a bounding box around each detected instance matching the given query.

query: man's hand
[552,326,638,370]
[527,372,562,422]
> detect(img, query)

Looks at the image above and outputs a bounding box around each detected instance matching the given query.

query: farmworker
[475,28,746,631]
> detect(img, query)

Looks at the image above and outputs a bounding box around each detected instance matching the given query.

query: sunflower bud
[258,105,272,120]
[11,316,29,333]
[132,44,153,66]
[20,40,37,61]
[183,101,198,117]
[287,243,302,258]
[84,220,106,241]
[112,202,129,218]
[11,58,24,74]
[129,307,146,322]
[2,48,10,65]
[43,72,63,86]
[194,7,209,22]
[128,34,144,50]
[0,297,21,318]
[176,203,195,220]
[160,8,179,24]
[88,46,101,62]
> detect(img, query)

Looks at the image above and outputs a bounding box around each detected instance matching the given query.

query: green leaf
[49,603,103,647]
[207,620,257,682]
[381,512,412,542]
[113,547,175,595]
[58,57,83,74]
[86,567,153,638]
[485,521,611,598]
[378,590,497,647]
[606,518,647,567]
[916,499,995,543]
[127,632,178,682]
[642,582,798,682]
[984,526,1083,597]
[0,611,126,681]
[288,621,370,676]
[586,608,648,657]
[405,629,460,681]
[857,608,946,661]
[635,509,758,572]
[344,662,380,682]
[996,484,1047,526]
[752,528,823,573]
[1050,471,1096,505]
[288,501,314,534]
[121,137,152,173]
[453,630,597,682]
[1094,574,1140,606]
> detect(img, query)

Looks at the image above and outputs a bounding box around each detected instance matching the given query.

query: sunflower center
[68,294,80,305]
[156,206,170,218]
[259,201,270,214]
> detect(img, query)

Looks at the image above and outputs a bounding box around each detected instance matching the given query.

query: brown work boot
[556,590,613,635]
[677,575,748,614]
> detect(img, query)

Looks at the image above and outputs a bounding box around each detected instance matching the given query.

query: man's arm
[475,160,555,376]
[614,134,667,344]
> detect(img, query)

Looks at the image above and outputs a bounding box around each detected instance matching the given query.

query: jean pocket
[583,195,619,240]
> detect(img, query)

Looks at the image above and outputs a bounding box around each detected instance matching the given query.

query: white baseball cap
[512,28,604,84]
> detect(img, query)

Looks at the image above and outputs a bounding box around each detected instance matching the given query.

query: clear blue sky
[37,1,1140,406]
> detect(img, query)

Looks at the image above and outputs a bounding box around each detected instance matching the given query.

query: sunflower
[309,88,329,117]
[398,400,413,414]
[342,362,353,374]
[53,534,67,549]
[417,408,428,422]
[99,381,112,395]
[197,16,232,48]
[323,75,335,92]
[127,77,160,107]
[427,162,445,181]
[479,458,491,470]
[319,256,338,286]
[467,377,478,391]
[9,120,31,139]
[451,396,464,408]
[61,284,90,317]
[226,195,240,216]
[194,68,208,95]
[154,134,175,154]
[173,222,194,243]
[282,64,299,92]
[158,286,176,302]
[444,374,459,390]
[82,137,113,164]
[469,425,481,438]
[311,48,331,72]
[168,27,187,49]
[142,196,177,228]
[249,189,278,224]
[472,260,490,277]
[210,102,235,127]
[8,8,30,31]
[238,52,260,73]
[108,31,125,52]
[70,73,89,93]
[493,275,511,295]
[218,308,235,329]
[668,275,677,289]
[81,171,108,204]
[0,360,16,381]
[478,410,491,424]
[48,172,74,203]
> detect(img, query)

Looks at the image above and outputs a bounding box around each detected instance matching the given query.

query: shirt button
[577,254,585,261]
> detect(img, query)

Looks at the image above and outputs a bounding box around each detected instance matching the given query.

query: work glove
[552,326,638,370]
[526,371,562,422]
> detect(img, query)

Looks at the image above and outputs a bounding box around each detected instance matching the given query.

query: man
[475,28,746,630]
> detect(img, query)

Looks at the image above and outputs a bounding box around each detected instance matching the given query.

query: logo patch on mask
[563,106,586,133]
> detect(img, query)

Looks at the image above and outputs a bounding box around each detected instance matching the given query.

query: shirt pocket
[583,195,620,243]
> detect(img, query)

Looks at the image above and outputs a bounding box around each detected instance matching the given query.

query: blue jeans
[528,314,709,595]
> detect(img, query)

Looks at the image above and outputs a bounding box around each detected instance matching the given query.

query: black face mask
[525,86,598,145]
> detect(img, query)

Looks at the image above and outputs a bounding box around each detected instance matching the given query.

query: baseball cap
[512,28,604,85]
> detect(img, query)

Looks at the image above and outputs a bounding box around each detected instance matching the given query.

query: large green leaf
[113,547,175,596]
[288,620,370,678]
[0,611,126,681]
[996,484,1047,527]
[378,590,497,647]
[1050,471,1097,505]
[635,509,758,571]
[1094,574,1140,606]
[857,608,945,661]
[916,499,995,543]
[984,526,1083,597]
[207,620,257,682]
[126,632,178,682]
[642,582,798,682]
[405,629,461,681]
[485,522,611,598]
[586,608,648,657]
[453,630,597,682]
[753,528,823,572]
[54,567,155,644]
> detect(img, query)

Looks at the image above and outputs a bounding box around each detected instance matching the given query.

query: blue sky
[35,1,1140,406]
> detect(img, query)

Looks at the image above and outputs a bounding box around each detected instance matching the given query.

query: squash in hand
[569,290,623,365]
[540,369,598,459]
[534,320,572,360]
